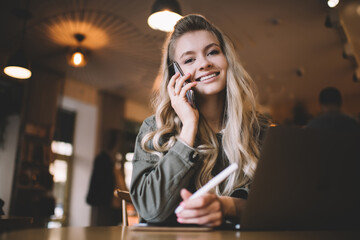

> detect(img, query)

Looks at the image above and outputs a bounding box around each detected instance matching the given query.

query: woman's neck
[197,91,226,133]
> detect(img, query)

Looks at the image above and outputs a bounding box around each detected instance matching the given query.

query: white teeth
[200,73,217,81]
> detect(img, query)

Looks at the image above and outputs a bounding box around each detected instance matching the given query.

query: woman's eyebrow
[180,50,195,59]
[203,43,220,52]
[179,43,220,59]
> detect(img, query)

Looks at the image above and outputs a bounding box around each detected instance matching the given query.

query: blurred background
[0,0,359,228]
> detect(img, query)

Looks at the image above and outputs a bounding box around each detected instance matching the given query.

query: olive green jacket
[130,116,201,224]
[130,115,250,224]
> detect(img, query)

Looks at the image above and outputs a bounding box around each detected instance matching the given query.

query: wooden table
[1,226,359,240]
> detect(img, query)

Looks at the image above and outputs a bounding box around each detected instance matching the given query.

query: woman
[130,14,267,227]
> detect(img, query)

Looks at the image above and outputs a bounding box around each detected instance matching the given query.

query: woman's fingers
[180,188,192,200]
[180,81,197,97]
[174,73,191,96]
[168,73,197,107]
[177,211,223,226]
[167,73,199,131]
[178,195,221,217]
[181,193,218,209]
[168,72,194,98]
[167,72,180,96]
[176,193,223,226]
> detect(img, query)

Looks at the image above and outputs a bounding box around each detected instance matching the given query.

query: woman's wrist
[179,122,198,147]
[219,196,246,222]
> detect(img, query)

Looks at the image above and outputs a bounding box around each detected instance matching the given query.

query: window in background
[47,108,76,228]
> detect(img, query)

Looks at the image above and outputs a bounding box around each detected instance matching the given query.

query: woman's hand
[168,72,199,146]
[176,189,224,227]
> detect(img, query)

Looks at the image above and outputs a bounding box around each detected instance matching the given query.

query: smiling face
[173,30,228,96]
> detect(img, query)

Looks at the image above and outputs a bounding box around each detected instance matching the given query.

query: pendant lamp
[4,48,32,79]
[148,0,182,32]
[68,33,88,68]
[3,1,32,79]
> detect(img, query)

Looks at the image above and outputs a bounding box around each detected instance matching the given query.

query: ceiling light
[327,0,339,8]
[148,0,182,32]
[3,1,32,79]
[68,49,87,67]
[68,33,88,67]
[4,49,32,79]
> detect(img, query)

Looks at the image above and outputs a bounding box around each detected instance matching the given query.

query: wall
[306,91,360,120]
[97,91,125,153]
[23,70,64,128]
[269,90,360,125]
[342,92,360,119]
[124,99,152,123]
[6,69,65,225]
[61,78,153,226]
[63,78,98,106]
[0,115,20,215]
[60,96,97,227]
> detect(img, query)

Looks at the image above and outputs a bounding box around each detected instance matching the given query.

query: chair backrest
[114,189,132,226]
[0,199,4,216]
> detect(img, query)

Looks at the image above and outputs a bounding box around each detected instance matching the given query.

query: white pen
[174,163,239,214]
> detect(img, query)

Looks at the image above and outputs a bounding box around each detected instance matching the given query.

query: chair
[0,199,33,232]
[0,199,4,216]
[114,189,133,226]
[0,216,33,233]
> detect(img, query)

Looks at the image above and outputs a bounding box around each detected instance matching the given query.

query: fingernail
[180,202,185,207]
[177,218,183,223]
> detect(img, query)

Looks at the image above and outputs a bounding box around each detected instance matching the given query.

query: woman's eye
[184,58,194,64]
[208,50,219,56]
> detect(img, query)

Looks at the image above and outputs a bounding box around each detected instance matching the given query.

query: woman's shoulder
[143,115,156,125]
[140,115,157,131]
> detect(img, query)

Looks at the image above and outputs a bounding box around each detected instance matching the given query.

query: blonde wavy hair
[141,14,263,196]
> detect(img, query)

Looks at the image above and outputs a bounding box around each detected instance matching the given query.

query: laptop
[240,126,360,230]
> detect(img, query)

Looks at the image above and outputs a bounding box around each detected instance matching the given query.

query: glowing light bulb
[4,66,32,79]
[68,50,87,67]
[73,52,83,66]
[148,10,182,32]
[327,0,339,8]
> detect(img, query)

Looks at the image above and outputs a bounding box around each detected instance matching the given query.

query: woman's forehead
[173,30,219,59]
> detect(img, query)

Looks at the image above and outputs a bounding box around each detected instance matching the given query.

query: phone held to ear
[169,62,196,109]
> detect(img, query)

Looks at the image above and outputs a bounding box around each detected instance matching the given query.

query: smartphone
[169,62,196,109]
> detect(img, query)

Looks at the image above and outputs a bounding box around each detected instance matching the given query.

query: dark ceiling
[0,0,359,114]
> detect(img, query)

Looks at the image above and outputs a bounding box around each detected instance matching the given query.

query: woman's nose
[198,57,213,70]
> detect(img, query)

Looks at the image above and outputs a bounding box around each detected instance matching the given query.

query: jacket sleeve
[130,116,199,222]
